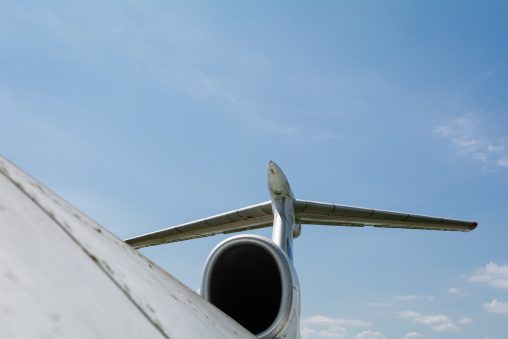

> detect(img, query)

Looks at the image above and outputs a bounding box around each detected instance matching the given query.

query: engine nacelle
[201,235,301,339]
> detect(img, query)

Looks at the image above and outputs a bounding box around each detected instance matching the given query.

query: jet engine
[201,235,301,339]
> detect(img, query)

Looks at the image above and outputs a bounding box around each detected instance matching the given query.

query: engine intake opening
[208,244,282,335]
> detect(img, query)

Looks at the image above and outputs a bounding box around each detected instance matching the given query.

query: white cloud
[446,287,470,297]
[301,326,349,339]
[397,311,460,332]
[459,317,473,324]
[301,315,372,339]
[354,330,386,339]
[394,295,434,302]
[431,322,460,332]
[469,262,508,289]
[484,299,508,314]
[434,113,508,169]
[402,332,424,339]
[497,158,508,167]
[304,315,372,328]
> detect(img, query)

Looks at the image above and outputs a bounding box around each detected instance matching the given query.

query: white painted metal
[126,201,274,248]
[126,162,476,249]
[267,161,297,259]
[0,173,165,339]
[0,155,255,339]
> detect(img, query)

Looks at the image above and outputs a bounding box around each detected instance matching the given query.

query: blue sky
[1,1,508,338]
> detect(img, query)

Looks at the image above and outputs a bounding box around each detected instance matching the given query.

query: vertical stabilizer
[267,161,299,259]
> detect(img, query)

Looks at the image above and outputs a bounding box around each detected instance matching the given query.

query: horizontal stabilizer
[125,200,476,249]
[126,202,274,249]
[294,200,477,231]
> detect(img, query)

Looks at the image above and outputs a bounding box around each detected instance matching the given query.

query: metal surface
[201,235,301,339]
[0,155,255,339]
[126,161,477,339]
[1,153,477,339]
[294,200,478,231]
[267,161,297,259]
[126,162,476,249]
[126,202,273,248]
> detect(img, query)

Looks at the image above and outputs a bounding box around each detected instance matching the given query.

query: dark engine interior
[208,244,283,335]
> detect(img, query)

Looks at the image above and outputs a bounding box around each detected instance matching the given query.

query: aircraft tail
[125,162,476,249]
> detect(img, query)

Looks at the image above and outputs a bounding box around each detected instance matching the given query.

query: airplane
[0,155,477,339]
[126,160,477,339]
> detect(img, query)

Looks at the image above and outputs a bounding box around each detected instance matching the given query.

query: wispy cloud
[446,287,470,297]
[394,295,434,302]
[304,315,372,328]
[284,127,300,135]
[433,113,508,170]
[459,317,473,324]
[301,315,372,339]
[497,158,508,167]
[402,332,424,339]
[397,311,460,332]
[469,262,508,289]
[198,73,337,143]
[312,132,337,142]
[354,330,386,339]
[484,300,508,314]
